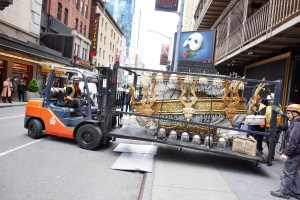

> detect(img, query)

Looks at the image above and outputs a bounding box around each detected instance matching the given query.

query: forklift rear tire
[28,119,43,139]
[76,124,103,150]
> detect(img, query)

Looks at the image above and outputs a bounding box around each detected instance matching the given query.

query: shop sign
[74,56,90,67]
[79,59,90,66]
[40,66,66,75]
[13,63,30,71]
[90,13,101,58]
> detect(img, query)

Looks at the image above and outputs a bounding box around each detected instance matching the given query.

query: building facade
[183,0,199,31]
[106,0,134,50]
[41,0,92,72]
[189,0,300,107]
[0,0,72,93]
[90,0,125,67]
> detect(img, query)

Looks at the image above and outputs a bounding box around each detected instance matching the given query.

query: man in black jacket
[271,104,300,199]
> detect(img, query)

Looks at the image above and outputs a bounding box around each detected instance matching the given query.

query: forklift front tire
[76,124,103,150]
[28,119,43,139]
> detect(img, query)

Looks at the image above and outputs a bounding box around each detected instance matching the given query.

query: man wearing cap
[271,104,300,199]
[64,76,82,108]
[249,95,266,154]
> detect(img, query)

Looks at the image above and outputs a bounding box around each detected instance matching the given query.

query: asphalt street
[0,106,293,200]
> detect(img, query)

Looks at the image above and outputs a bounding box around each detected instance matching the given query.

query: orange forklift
[24,65,120,150]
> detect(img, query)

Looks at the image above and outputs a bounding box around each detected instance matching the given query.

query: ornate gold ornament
[131,72,247,134]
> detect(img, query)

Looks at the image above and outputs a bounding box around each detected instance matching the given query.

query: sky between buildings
[138,0,179,70]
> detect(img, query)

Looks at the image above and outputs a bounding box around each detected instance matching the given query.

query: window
[104,36,106,45]
[64,8,68,25]
[84,5,88,18]
[57,2,62,20]
[75,18,78,29]
[42,0,47,12]
[82,48,86,59]
[83,25,86,36]
[101,18,104,27]
[114,32,115,40]
[111,29,113,37]
[74,44,77,55]
[99,48,101,57]
[113,45,114,51]
[100,33,102,42]
[105,22,107,31]
[76,0,79,10]
[110,42,111,50]
[80,0,83,14]
[103,50,105,59]
[79,22,82,33]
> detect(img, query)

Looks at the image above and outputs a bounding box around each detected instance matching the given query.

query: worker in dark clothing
[271,104,300,199]
[124,89,131,112]
[248,95,266,155]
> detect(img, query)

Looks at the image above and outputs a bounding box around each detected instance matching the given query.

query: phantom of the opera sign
[155,0,178,12]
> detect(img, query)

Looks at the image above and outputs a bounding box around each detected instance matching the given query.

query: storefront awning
[0,34,72,66]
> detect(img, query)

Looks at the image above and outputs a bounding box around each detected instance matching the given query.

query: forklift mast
[97,63,118,135]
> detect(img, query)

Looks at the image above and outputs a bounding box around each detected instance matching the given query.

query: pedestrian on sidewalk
[124,89,131,112]
[1,77,13,103]
[271,104,300,200]
[11,77,18,101]
[17,79,26,102]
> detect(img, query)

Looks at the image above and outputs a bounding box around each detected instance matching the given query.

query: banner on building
[155,0,178,12]
[89,13,101,59]
[160,44,169,65]
[173,30,216,62]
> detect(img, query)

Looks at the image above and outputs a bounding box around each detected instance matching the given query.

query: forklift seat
[49,103,80,118]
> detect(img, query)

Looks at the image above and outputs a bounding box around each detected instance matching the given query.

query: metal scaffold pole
[173,0,185,72]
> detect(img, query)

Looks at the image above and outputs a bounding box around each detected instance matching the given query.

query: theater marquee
[155,0,178,12]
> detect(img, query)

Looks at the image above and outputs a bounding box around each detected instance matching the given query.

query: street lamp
[146,30,172,70]
[146,30,172,40]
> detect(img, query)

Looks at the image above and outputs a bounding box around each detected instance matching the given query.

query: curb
[0,103,27,108]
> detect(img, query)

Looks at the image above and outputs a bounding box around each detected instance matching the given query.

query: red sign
[115,55,120,62]
[89,13,101,59]
[155,0,178,12]
[160,44,169,65]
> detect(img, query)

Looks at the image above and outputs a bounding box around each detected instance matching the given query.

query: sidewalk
[0,101,27,108]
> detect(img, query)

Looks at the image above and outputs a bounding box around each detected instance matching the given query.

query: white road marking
[0,139,43,157]
[0,115,24,120]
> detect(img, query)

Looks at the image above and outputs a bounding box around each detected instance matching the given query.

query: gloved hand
[273,105,283,115]
[251,106,257,112]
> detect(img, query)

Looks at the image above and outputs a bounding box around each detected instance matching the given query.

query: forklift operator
[64,76,82,108]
